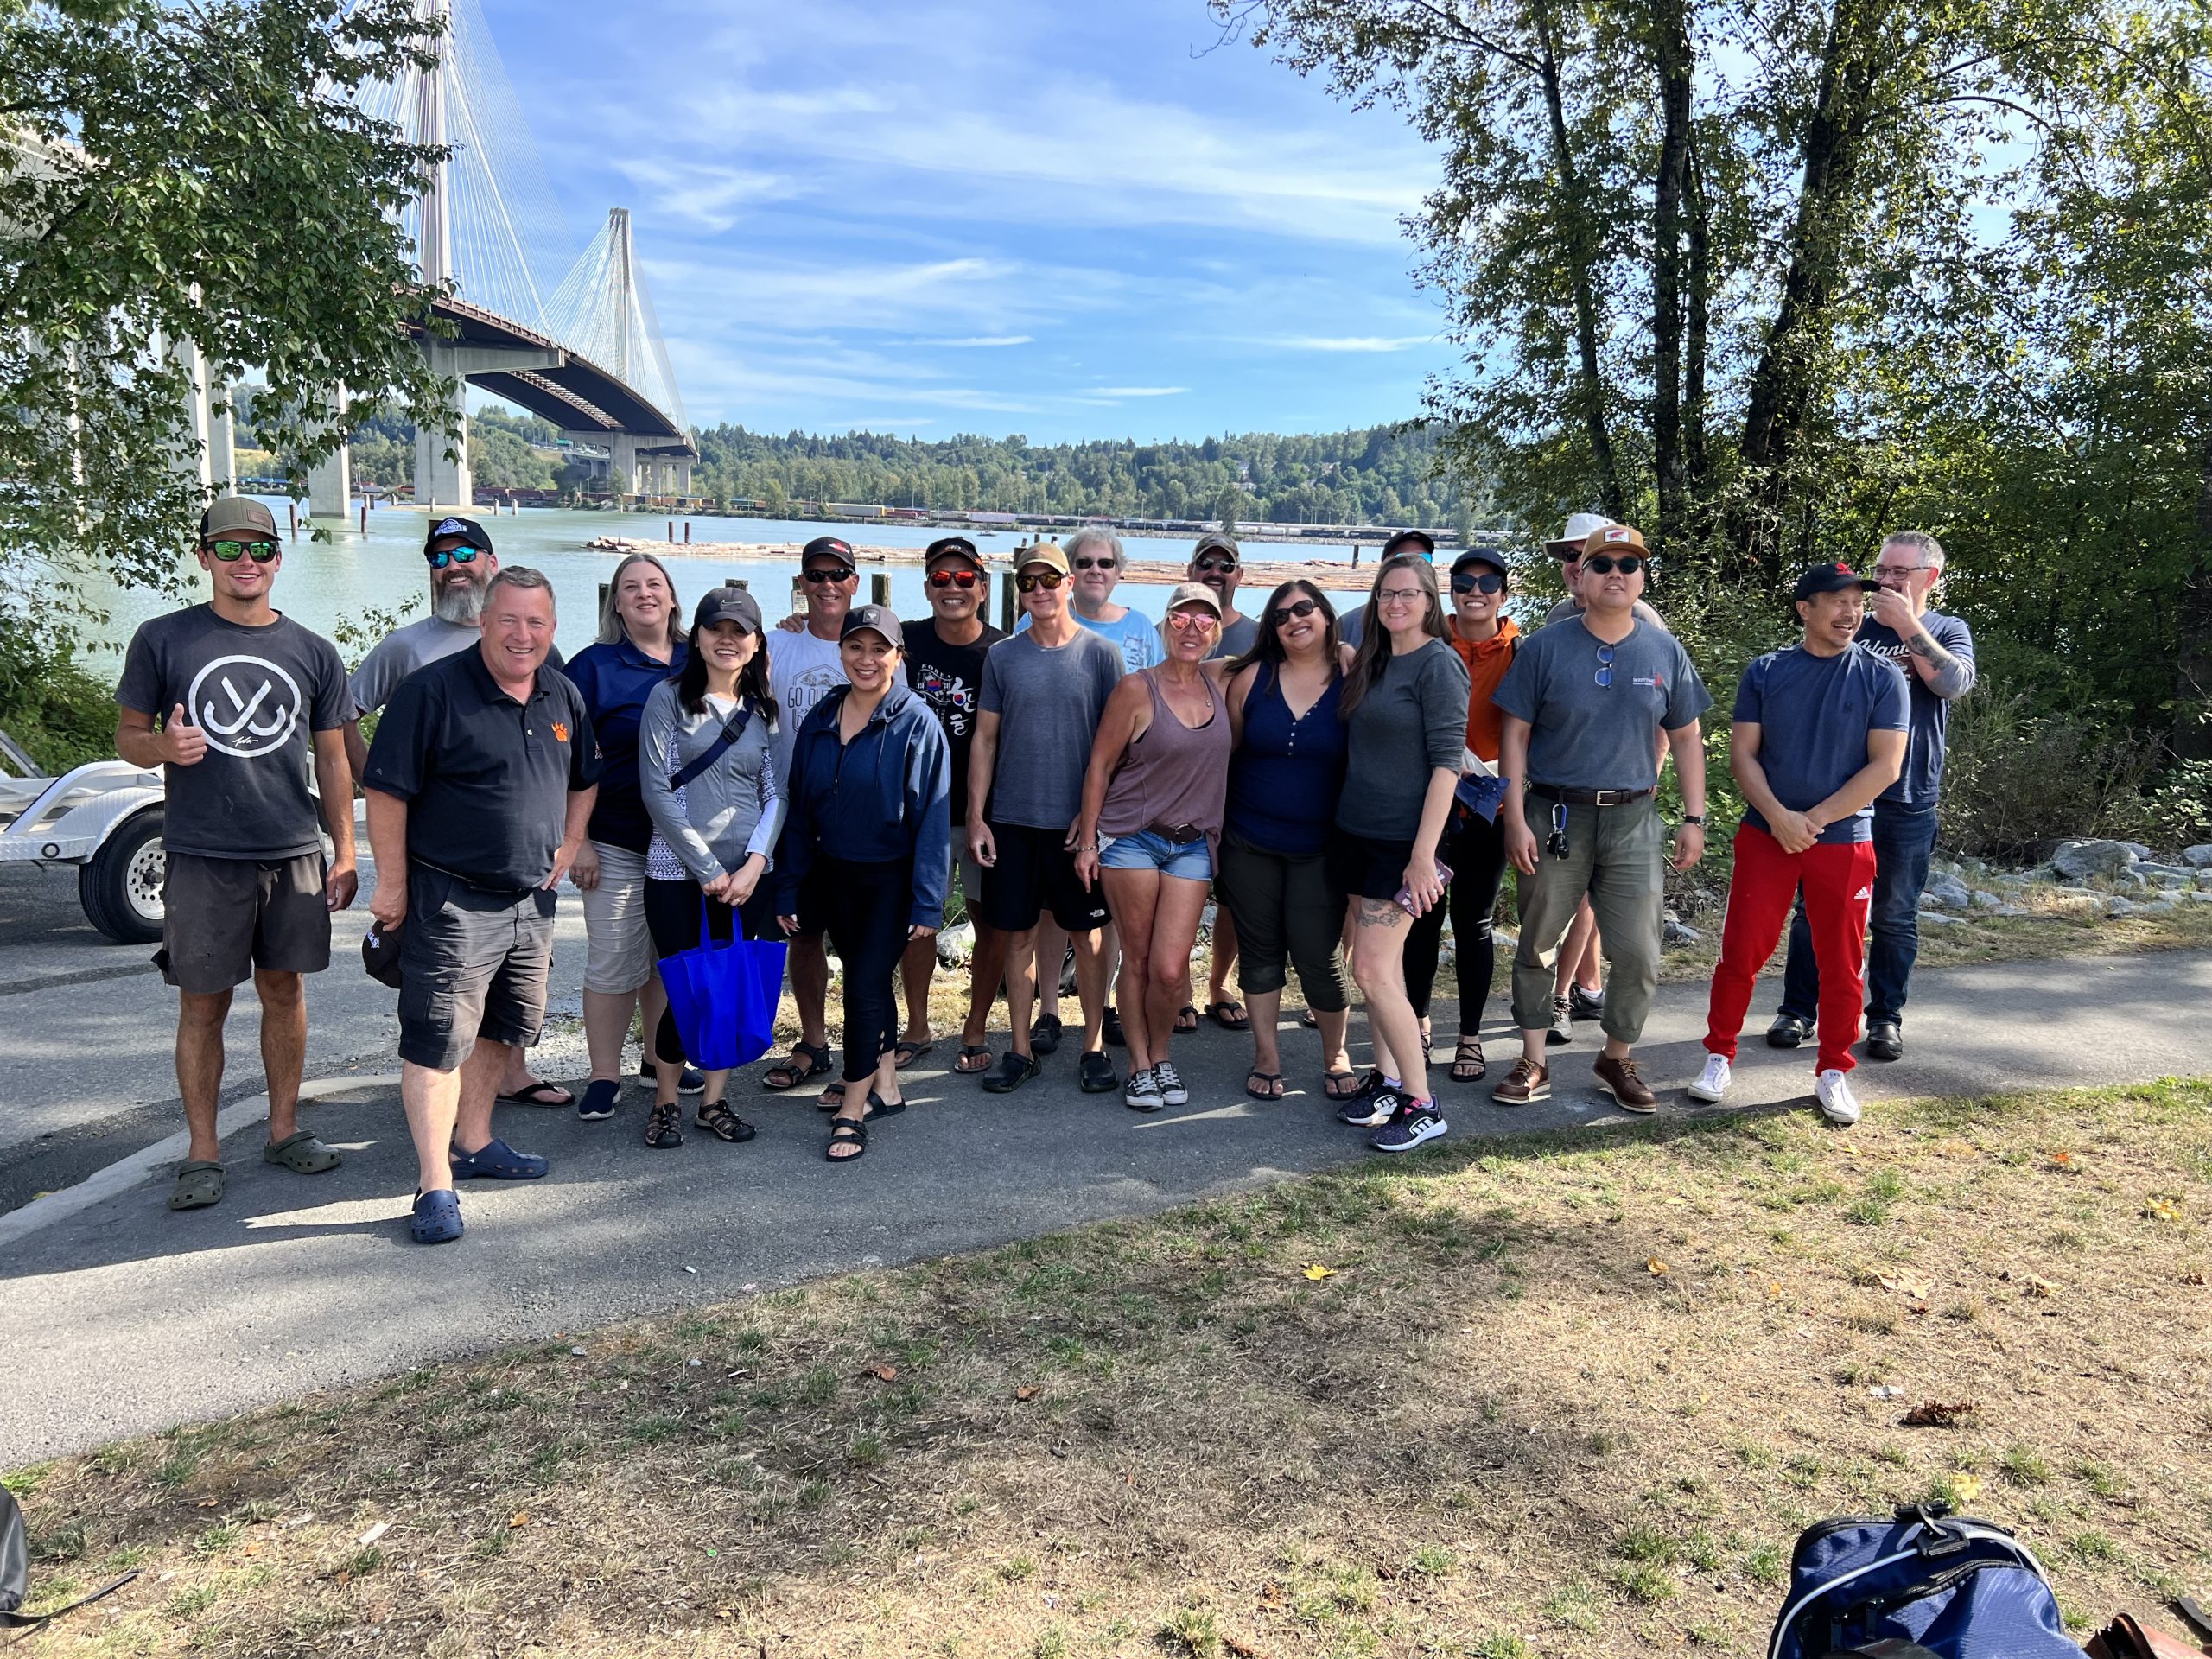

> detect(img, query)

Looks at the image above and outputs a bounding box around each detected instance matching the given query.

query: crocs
[262,1129,341,1173]
[411,1187,463,1244]
[168,1160,225,1211]
[449,1137,549,1180]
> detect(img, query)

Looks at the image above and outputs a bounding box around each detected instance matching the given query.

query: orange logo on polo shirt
[550,720,569,744]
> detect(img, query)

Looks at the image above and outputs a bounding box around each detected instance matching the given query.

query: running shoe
[1370,1097,1447,1153]
[1815,1069,1862,1126]
[1686,1053,1732,1103]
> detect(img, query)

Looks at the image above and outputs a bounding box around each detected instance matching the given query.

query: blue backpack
[1768,1504,2075,1659]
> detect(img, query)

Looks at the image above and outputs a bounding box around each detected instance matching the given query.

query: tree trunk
[1649,0,1693,550]
[1532,0,1624,521]
[1684,129,1712,499]
[2179,427,2212,760]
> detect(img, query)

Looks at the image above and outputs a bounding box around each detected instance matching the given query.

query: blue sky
[477,0,1459,443]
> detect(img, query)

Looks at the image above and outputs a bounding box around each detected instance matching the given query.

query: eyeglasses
[1871,563,1929,580]
[1595,643,1616,689]
[928,569,980,589]
[208,539,280,563]
[1376,588,1425,606]
[1193,554,1239,575]
[1071,556,1116,571]
[1015,569,1065,593]
[1451,571,1504,595]
[800,567,853,585]
[425,543,483,569]
[1584,554,1643,576]
[1272,598,1320,624]
[1165,610,1217,633]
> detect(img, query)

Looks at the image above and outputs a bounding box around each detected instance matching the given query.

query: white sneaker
[1123,1066,1164,1113]
[1815,1068,1862,1126]
[1686,1053,1732,1103]
[1154,1060,1188,1106]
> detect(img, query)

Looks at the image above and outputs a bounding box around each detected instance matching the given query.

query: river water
[82,501,1395,663]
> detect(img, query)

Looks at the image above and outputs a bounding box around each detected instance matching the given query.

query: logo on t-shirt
[186,655,302,760]
[913,665,978,735]
[786,665,844,723]
[550,720,569,744]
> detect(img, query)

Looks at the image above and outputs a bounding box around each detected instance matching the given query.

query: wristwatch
[1680,813,1706,826]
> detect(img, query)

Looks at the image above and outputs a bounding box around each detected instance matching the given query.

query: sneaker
[638,1059,706,1094]
[1766,1013,1811,1050]
[1592,1054,1658,1113]
[1370,1097,1447,1153]
[1815,1068,1862,1126]
[1491,1057,1550,1106]
[576,1078,620,1121]
[1124,1066,1164,1112]
[1863,1018,1903,1062]
[1338,1077,1403,1128]
[1686,1053,1732,1104]
[1547,995,1573,1046]
[1154,1060,1188,1107]
[1568,982,1605,1020]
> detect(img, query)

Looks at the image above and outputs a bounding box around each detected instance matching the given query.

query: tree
[1,0,454,633]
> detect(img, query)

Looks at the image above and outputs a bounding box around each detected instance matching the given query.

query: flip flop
[169,1160,225,1211]
[893,1039,935,1070]
[1208,1000,1252,1032]
[953,1044,994,1074]
[1244,1070,1286,1101]
[1322,1069,1363,1101]
[1173,1004,1200,1033]
[262,1129,341,1174]
[1299,1008,1319,1030]
[494,1078,573,1108]
[762,1040,833,1092]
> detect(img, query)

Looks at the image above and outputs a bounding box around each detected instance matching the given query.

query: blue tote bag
[659,902,787,1071]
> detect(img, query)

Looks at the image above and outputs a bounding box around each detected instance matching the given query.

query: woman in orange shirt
[1402,547,1518,1083]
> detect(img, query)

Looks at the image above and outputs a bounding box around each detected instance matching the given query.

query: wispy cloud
[1278,334,1436,353]
[1093,386,1188,397]
[926,335,1034,347]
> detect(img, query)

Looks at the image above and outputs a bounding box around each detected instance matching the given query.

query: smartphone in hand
[1395,859,1454,917]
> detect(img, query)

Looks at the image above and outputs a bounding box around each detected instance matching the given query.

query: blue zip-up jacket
[776,682,951,928]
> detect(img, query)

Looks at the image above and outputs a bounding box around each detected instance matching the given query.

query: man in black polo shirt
[363,567,601,1244]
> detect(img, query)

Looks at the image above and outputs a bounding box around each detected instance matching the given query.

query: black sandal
[866,1089,907,1119]
[825,1115,868,1162]
[1322,1069,1362,1101]
[762,1040,832,1091]
[695,1101,757,1142]
[644,1103,683,1149]
[816,1078,847,1113]
[1451,1036,1486,1084]
[954,1043,994,1074]
[1244,1070,1286,1100]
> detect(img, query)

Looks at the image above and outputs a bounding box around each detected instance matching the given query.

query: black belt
[1148,823,1208,844]
[1526,784,1656,808]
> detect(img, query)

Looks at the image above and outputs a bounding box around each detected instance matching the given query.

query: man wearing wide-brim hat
[1541,512,1667,632]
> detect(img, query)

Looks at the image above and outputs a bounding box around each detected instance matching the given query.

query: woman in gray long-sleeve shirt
[1327,555,1470,1154]
[635,587,787,1149]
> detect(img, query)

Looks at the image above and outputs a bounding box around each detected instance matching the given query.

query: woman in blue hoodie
[776,605,952,1162]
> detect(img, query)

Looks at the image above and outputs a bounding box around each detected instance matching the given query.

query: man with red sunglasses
[897,537,1005,1074]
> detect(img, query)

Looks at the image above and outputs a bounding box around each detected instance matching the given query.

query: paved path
[5,945,2209,1465]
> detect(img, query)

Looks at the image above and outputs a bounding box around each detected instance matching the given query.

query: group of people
[116,496,1974,1243]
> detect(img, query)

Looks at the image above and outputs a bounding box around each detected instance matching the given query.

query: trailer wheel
[80,808,165,944]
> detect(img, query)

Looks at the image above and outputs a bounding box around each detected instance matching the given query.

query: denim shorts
[1098,828,1212,881]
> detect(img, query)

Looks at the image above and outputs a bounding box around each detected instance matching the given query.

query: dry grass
[11,1080,2212,1658]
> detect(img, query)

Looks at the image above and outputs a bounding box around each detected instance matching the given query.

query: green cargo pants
[1510,795,1666,1046]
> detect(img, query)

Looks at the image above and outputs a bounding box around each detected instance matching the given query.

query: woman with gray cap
[637,586,785,1150]
[1072,584,1231,1111]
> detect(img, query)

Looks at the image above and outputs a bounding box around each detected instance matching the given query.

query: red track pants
[1704,823,1877,1076]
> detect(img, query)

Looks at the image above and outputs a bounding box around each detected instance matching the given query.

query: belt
[1526,784,1656,808]
[1148,823,1208,844]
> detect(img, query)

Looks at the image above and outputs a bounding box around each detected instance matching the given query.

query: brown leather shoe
[1491,1056,1550,1105]
[1592,1053,1657,1113]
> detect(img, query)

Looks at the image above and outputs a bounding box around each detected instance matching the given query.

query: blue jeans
[1098,828,1213,881]
[1778,799,1939,1026]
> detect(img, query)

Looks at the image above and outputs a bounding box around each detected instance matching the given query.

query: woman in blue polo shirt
[565,553,686,1123]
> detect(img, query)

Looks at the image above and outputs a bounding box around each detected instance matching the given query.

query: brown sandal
[644,1103,683,1148]
[1450,1036,1486,1084]
[695,1102,757,1142]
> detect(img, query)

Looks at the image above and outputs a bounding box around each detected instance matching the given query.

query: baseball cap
[361,922,404,990]
[1164,581,1224,617]
[1192,532,1240,561]
[1793,561,1881,601]
[800,535,857,572]
[839,602,902,645]
[1544,511,1614,559]
[200,497,278,541]
[925,535,983,569]
[1383,529,1437,558]
[1015,542,1070,576]
[424,514,493,555]
[1581,523,1648,559]
[1450,546,1510,579]
[692,585,763,635]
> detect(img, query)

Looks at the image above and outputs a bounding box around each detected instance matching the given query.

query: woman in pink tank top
[1074,585,1232,1113]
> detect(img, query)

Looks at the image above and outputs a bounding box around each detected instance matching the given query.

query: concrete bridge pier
[307,389,351,518]
[414,338,566,511]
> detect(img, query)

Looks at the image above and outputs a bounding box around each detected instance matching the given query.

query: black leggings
[806,855,914,1084]
[1402,808,1510,1035]
[643,877,770,1067]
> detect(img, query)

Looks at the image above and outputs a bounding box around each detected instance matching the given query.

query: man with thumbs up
[115,497,357,1212]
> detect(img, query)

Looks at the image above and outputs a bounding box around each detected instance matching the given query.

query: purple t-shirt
[1732,642,1910,845]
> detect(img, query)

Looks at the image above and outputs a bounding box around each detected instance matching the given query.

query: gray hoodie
[639,678,785,885]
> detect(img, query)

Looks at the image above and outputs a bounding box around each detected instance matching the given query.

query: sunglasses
[425,543,484,569]
[1272,598,1320,624]
[1595,642,1616,689]
[1584,554,1643,576]
[928,569,980,589]
[1015,569,1065,592]
[1193,554,1239,574]
[800,566,853,584]
[1451,571,1504,594]
[1165,610,1217,633]
[1071,556,1116,571]
[207,539,280,563]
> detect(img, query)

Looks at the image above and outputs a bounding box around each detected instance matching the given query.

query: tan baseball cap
[200,496,278,541]
[1016,542,1070,576]
[1164,581,1223,616]
[1581,522,1648,558]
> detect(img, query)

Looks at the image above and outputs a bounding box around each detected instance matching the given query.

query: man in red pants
[1689,563,1908,1124]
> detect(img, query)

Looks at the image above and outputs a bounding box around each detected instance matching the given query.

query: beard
[433,577,486,625]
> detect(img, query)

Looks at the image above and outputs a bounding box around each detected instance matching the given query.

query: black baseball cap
[1450,546,1510,579]
[424,514,493,555]
[840,603,901,644]
[925,535,983,569]
[1383,529,1438,558]
[361,922,404,990]
[693,585,763,635]
[801,536,856,572]
[1793,561,1881,601]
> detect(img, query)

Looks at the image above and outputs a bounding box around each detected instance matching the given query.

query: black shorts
[1327,827,1417,904]
[978,821,1110,933]
[157,852,331,994]
[396,863,556,1071]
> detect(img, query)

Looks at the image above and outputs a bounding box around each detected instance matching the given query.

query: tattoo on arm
[1356,896,1409,930]
[1905,632,1975,698]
